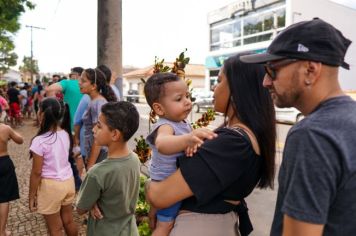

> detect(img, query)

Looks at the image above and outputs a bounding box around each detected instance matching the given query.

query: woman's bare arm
[146,169,193,209]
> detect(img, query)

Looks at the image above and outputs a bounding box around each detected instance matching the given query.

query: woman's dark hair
[84,68,117,102]
[30,97,73,158]
[144,72,181,121]
[97,65,112,84]
[223,53,276,189]
[101,101,140,141]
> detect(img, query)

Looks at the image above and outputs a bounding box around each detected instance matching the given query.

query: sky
[14,0,234,73]
[13,0,356,74]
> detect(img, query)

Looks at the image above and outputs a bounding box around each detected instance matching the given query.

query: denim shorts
[157,201,182,222]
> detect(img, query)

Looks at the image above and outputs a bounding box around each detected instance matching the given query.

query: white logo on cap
[298,44,309,52]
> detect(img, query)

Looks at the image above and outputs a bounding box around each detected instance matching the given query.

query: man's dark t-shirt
[7,88,20,103]
[271,96,356,236]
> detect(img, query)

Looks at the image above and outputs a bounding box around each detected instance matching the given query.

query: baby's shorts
[157,201,182,222]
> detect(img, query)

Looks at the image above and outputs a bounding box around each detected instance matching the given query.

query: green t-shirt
[76,153,140,236]
[59,79,83,131]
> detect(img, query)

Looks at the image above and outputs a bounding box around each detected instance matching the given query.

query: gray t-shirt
[82,98,108,163]
[146,118,192,181]
[76,153,140,236]
[271,96,356,236]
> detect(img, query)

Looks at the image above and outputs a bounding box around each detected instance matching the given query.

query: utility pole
[97,0,123,98]
[25,25,45,83]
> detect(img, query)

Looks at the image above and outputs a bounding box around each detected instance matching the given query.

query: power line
[49,0,62,25]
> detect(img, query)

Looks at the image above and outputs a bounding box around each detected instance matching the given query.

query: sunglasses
[264,59,299,80]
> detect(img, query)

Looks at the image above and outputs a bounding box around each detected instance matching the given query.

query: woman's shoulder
[90,98,107,107]
[204,127,255,152]
[214,126,248,139]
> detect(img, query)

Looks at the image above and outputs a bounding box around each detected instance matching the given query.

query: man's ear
[305,61,322,85]
[152,102,164,116]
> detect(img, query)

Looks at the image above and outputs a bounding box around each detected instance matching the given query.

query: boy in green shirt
[76,101,140,236]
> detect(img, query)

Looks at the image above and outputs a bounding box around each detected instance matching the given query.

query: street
[6,103,291,235]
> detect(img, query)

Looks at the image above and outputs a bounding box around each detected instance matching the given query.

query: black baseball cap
[240,18,351,69]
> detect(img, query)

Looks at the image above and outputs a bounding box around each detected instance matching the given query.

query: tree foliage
[0,0,35,74]
[19,56,38,75]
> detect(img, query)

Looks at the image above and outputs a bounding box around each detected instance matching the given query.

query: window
[209,1,286,51]
[276,8,286,27]
[233,20,242,38]
[243,33,273,45]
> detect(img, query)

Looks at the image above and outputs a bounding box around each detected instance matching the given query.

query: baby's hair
[144,72,180,122]
[30,97,72,158]
[101,101,139,141]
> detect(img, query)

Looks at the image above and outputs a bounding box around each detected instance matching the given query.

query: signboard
[205,48,267,69]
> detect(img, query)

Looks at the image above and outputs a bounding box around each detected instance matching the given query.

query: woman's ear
[92,83,98,91]
[152,102,164,116]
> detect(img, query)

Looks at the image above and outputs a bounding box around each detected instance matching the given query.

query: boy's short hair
[101,101,139,141]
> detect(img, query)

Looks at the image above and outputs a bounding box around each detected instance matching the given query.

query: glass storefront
[209,0,286,51]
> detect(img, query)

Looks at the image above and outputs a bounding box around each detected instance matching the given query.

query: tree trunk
[97,0,123,95]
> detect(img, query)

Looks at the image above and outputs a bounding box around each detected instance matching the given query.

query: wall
[289,0,356,90]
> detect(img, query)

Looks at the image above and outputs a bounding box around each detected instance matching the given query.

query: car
[126,89,139,103]
[275,107,304,124]
[192,92,214,113]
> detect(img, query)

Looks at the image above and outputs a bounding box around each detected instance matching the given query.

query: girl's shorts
[37,177,75,215]
[0,156,19,203]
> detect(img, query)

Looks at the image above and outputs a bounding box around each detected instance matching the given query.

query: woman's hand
[90,203,103,220]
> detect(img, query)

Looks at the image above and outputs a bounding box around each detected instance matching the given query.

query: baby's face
[156,80,192,122]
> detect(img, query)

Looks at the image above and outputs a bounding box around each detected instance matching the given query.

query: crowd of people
[1,18,356,236]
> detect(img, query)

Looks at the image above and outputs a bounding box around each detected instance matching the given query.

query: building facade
[206,0,356,90]
[123,63,206,98]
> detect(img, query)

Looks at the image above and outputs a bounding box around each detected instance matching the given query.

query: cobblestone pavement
[6,120,87,235]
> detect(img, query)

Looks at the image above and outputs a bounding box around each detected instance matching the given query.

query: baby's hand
[186,128,217,156]
[185,144,200,157]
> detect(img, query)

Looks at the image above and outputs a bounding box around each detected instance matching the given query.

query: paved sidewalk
[5,120,87,235]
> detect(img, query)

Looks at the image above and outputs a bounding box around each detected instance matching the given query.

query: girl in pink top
[29,97,78,236]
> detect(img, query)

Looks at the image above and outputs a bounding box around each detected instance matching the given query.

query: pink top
[30,130,73,181]
[0,96,7,110]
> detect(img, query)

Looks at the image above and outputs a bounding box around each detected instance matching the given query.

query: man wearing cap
[241,18,356,236]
